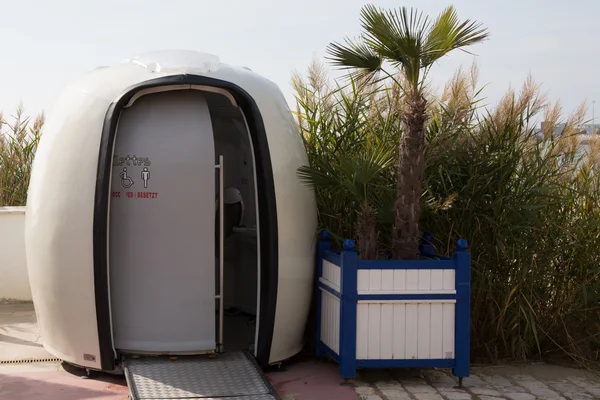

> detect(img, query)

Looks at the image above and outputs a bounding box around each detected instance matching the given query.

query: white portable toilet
[24,50,317,396]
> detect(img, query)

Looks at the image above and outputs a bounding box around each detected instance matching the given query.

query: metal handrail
[215,155,224,353]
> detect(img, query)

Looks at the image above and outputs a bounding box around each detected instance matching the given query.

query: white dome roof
[121,50,221,74]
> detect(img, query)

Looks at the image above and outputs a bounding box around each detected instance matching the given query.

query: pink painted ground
[0,366,129,400]
[0,357,355,400]
[267,358,357,400]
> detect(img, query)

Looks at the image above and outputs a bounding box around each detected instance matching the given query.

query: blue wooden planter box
[315,231,471,384]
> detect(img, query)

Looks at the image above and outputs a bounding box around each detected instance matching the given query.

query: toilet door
[109,90,216,354]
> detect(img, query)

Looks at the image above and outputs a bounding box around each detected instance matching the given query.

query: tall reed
[0,105,44,206]
[293,59,400,254]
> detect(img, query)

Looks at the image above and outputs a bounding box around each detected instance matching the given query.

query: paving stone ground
[351,363,600,400]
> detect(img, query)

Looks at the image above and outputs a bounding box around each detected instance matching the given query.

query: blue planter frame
[315,231,471,385]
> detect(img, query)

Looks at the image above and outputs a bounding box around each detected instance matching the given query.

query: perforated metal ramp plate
[124,351,280,399]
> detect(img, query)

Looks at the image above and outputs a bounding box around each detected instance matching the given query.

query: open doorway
[209,93,260,355]
[108,88,260,357]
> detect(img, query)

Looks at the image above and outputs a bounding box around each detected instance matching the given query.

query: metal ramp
[124,351,280,400]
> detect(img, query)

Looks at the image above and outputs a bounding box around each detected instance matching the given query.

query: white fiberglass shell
[24,50,317,370]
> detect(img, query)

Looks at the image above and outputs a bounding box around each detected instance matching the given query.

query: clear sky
[1,0,598,123]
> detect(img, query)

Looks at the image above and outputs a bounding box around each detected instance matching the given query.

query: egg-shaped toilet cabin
[24,50,317,373]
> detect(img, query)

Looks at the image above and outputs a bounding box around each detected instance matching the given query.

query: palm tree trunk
[356,202,378,260]
[392,92,427,260]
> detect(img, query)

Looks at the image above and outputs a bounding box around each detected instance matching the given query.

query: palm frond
[326,4,489,92]
[326,37,383,82]
[422,6,489,65]
[358,5,430,88]
[297,164,342,190]
[341,145,396,185]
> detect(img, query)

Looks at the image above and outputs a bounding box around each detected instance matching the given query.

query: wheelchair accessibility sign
[120,167,134,188]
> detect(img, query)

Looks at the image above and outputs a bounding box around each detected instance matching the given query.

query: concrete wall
[0,207,31,302]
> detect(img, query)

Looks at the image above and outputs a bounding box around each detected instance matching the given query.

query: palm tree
[326,5,488,259]
[297,141,396,259]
